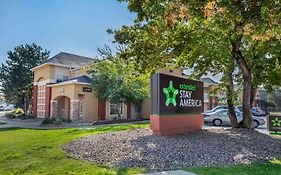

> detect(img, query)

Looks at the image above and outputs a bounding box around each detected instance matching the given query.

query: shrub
[5,112,15,118]
[54,118,62,125]
[41,118,56,125]
[4,108,32,119]
[41,117,63,125]
[61,118,71,123]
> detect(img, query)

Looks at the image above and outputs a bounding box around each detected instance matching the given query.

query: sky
[0,0,135,63]
[0,0,222,81]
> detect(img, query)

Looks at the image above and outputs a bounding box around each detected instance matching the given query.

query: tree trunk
[226,68,239,128]
[250,87,257,108]
[239,75,253,128]
[231,38,253,128]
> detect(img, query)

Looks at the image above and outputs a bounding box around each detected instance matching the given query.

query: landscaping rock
[63,128,281,170]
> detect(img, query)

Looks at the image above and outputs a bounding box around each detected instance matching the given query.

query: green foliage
[0,43,49,111]
[0,124,149,174]
[41,117,62,125]
[113,0,281,128]
[186,158,281,175]
[87,50,150,107]
[267,88,281,111]
[114,0,281,85]
[41,117,71,125]
[5,108,33,119]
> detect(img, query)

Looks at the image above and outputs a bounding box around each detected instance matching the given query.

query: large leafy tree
[87,49,150,119]
[267,88,281,111]
[0,43,49,112]
[112,0,281,128]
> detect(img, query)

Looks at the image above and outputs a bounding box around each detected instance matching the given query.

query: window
[109,103,123,115]
[37,84,46,118]
[56,75,69,82]
[204,94,209,102]
[134,105,141,113]
[236,111,243,118]
[220,111,228,117]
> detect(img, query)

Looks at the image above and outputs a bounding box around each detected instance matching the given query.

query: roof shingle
[44,52,94,68]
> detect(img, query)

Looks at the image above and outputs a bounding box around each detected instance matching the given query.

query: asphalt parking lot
[204,115,269,134]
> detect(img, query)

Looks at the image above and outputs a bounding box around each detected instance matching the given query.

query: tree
[267,88,281,111]
[0,43,49,112]
[112,0,281,128]
[87,49,150,119]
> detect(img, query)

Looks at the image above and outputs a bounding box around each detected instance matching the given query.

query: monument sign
[150,73,204,135]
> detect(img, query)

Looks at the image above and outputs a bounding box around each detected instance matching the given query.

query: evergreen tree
[0,43,49,112]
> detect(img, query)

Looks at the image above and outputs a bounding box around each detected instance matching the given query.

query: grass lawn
[269,112,281,116]
[0,124,281,175]
[0,124,149,175]
[185,158,281,175]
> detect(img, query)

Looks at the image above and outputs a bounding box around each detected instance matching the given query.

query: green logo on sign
[163,81,178,106]
[272,117,281,127]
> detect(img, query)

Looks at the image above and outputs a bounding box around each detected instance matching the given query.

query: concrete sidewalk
[138,170,198,175]
[0,114,149,129]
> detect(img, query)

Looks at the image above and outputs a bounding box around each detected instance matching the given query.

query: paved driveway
[0,112,44,129]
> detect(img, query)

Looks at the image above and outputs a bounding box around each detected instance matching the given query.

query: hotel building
[32,52,229,121]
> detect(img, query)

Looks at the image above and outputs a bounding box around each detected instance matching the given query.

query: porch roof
[47,76,91,87]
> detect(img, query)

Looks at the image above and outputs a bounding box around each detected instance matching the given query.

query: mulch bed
[63,128,281,170]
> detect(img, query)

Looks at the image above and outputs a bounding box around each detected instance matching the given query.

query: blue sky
[0,0,135,63]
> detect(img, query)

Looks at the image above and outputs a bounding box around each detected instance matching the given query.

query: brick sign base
[150,114,203,136]
[268,115,281,132]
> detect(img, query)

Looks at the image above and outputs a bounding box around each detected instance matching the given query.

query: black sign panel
[268,115,281,132]
[151,73,204,115]
[83,87,92,92]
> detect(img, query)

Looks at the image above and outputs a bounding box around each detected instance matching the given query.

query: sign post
[150,73,204,135]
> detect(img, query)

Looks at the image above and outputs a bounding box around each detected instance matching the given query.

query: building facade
[32,52,150,122]
[201,77,226,110]
[33,52,245,121]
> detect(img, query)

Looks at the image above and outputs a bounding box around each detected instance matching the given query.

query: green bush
[41,118,56,125]
[61,118,71,123]
[4,108,33,119]
[5,112,15,118]
[41,117,63,125]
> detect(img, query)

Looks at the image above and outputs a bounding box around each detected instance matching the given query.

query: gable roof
[201,77,219,85]
[43,52,94,69]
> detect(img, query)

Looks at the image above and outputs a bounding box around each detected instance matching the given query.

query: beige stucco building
[32,52,149,122]
[32,52,248,122]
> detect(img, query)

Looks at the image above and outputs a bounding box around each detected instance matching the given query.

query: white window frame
[56,75,69,82]
[37,84,46,118]
[204,93,209,102]
[109,103,123,116]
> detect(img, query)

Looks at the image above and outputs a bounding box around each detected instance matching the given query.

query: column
[127,102,132,120]
[98,101,106,120]
[45,85,52,118]
[33,85,38,117]
[50,100,58,118]
[70,99,80,121]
